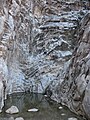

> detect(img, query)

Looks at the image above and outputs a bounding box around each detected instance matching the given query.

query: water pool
[0,93,85,120]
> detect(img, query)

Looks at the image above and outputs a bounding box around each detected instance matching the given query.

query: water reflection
[0,93,84,120]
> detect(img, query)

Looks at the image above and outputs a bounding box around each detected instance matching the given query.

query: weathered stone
[0,0,88,95]
[28,108,39,112]
[9,117,14,120]
[49,12,90,119]
[68,118,77,120]
[59,106,63,109]
[83,81,90,119]
[15,117,24,120]
[0,81,4,111]
[6,106,19,114]
[61,113,65,116]
[0,57,8,109]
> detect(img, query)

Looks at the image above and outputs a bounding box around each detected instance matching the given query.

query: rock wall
[0,0,90,114]
[48,12,90,119]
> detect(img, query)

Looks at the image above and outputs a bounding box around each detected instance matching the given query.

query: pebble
[68,117,78,120]
[61,113,65,116]
[28,108,39,112]
[59,106,63,109]
[44,95,48,97]
[15,117,24,120]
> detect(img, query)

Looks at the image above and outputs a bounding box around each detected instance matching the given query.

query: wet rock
[28,108,39,112]
[59,106,63,109]
[68,118,77,120]
[44,95,48,97]
[6,106,19,114]
[15,117,24,120]
[61,113,65,116]
[9,117,14,120]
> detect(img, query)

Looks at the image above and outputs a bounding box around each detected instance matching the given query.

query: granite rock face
[48,12,90,119]
[0,0,90,117]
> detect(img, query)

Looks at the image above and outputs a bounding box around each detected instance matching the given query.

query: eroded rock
[49,12,90,119]
[6,106,19,114]
[0,0,88,95]
[0,0,90,119]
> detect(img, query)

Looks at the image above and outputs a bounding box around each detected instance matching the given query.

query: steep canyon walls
[0,0,90,118]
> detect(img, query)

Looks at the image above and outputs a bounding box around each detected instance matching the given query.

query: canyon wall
[0,0,90,118]
[48,12,90,119]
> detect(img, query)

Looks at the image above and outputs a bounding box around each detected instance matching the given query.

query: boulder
[6,106,19,114]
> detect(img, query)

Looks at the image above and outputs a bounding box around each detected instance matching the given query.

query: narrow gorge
[0,0,90,120]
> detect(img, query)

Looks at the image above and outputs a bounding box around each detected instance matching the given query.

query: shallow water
[0,93,84,120]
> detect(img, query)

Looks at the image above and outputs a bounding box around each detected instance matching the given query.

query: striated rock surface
[0,0,87,94]
[0,0,90,118]
[48,12,90,119]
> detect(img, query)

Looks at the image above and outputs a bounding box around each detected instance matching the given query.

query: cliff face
[0,0,90,116]
[48,12,90,119]
[0,0,30,96]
